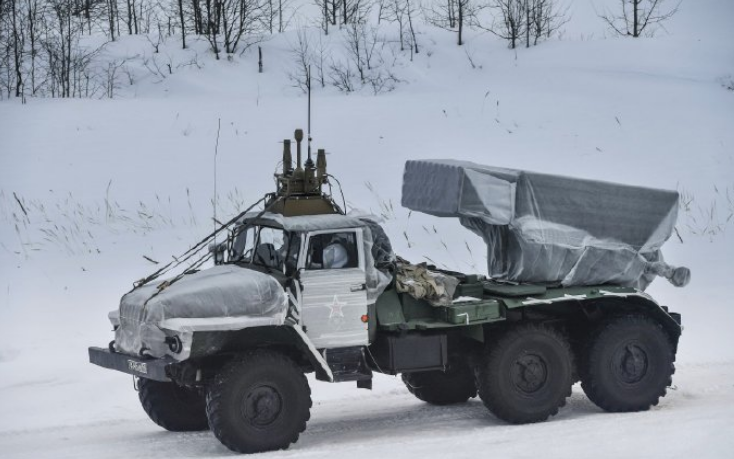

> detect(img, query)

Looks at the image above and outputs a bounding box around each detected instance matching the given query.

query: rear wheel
[580,315,675,412]
[402,364,477,405]
[206,350,311,454]
[137,378,209,432]
[475,323,573,424]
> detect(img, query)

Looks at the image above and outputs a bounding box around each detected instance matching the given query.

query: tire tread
[579,314,675,413]
[475,323,573,424]
[206,350,311,454]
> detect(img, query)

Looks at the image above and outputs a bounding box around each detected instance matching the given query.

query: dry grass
[0,187,252,259]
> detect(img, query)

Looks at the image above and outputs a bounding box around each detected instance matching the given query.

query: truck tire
[137,378,209,432]
[475,323,573,424]
[402,365,477,405]
[580,315,674,412]
[206,350,311,454]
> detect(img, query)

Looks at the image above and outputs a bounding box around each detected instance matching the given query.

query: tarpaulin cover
[115,265,287,357]
[402,159,686,289]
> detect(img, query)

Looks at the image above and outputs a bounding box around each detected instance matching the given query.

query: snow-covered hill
[1,0,733,457]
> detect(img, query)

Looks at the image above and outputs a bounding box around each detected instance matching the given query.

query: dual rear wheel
[404,316,675,424]
[579,315,675,412]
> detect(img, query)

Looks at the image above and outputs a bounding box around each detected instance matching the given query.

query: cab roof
[238,212,373,232]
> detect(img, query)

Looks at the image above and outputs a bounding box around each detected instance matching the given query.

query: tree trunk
[108,0,116,41]
[457,0,463,46]
[323,1,329,34]
[526,0,530,48]
[279,0,283,32]
[126,0,133,34]
[633,0,639,37]
[407,0,418,55]
[178,0,186,47]
[28,0,37,95]
[11,0,23,97]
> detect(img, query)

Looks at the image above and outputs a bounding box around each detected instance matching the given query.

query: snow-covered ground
[1,0,733,457]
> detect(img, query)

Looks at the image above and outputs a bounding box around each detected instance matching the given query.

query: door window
[306,232,359,270]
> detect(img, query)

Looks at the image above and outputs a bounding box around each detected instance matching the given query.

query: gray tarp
[115,265,287,357]
[401,159,689,289]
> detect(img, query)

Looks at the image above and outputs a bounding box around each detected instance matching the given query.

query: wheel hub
[613,343,649,384]
[512,354,548,393]
[241,385,283,427]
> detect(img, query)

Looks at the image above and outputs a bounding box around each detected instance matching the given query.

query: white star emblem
[328,295,347,319]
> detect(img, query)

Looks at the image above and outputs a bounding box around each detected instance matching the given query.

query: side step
[323,346,373,384]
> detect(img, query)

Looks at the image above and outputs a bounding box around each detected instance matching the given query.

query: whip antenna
[213,118,221,242]
[306,65,313,166]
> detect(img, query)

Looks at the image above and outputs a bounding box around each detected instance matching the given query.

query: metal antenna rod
[307,65,312,165]
[213,118,221,243]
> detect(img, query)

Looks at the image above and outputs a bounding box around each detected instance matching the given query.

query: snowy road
[3,362,733,459]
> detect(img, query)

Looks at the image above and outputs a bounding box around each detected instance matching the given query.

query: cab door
[298,228,369,349]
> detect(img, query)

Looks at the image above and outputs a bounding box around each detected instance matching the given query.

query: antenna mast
[306,65,313,166]
[213,118,221,242]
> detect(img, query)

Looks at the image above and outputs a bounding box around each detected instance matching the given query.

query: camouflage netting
[401,160,690,290]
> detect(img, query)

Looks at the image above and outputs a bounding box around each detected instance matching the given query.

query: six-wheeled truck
[89,129,689,454]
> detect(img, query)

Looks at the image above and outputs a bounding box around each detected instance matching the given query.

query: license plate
[127,360,148,375]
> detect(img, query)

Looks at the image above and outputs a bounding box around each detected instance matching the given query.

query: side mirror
[208,241,226,265]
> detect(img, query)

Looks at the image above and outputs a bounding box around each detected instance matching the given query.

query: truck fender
[288,326,334,382]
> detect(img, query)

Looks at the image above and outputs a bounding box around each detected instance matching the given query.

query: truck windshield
[231,225,299,274]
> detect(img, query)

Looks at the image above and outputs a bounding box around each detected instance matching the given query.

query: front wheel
[206,350,312,454]
[580,315,675,412]
[475,323,573,424]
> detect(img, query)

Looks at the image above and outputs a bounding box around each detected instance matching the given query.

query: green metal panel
[441,300,501,324]
[400,293,436,321]
[459,325,485,342]
[455,282,485,298]
[375,288,405,328]
[483,283,547,297]
[496,285,638,309]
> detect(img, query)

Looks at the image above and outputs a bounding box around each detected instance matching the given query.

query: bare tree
[329,21,399,94]
[425,0,479,46]
[485,0,523,49]
[263,0,293,33]
[599,0,680,37]
[525,0,567,47]
[177,0,185,47]
[380,0,419,58]
[219,0,262,55]
[485,0,566,49]
[43,0,104,97]
[405,0,418,55]
[10,0,26,97]
[106,0,119,41]
[287,26,313,93]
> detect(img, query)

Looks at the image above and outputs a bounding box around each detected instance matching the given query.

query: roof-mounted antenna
[305,65,314,169]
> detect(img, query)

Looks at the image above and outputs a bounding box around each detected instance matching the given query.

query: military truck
[89,129,689,454]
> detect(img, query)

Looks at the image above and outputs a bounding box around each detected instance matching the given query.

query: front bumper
[88,346,173,382]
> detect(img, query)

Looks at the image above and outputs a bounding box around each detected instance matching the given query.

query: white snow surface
[1,0,734,457]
